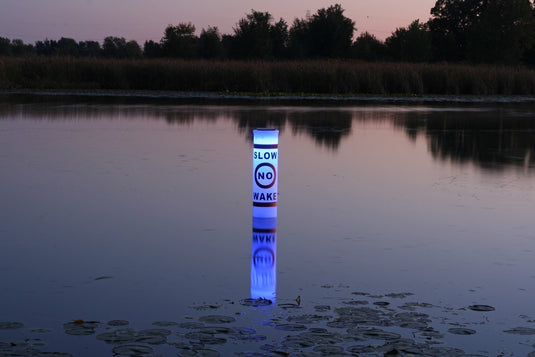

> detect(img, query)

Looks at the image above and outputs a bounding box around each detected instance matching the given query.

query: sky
[0,0,437,44]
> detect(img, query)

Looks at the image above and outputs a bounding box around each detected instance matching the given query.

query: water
[0,95,535,356]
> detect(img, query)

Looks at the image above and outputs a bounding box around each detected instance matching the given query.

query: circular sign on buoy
[254,163,276,189]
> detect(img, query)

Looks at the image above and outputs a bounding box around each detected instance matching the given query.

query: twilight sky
[0,0,436,44]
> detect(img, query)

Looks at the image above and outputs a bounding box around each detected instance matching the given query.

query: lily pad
[108,320,129,326]
[138,328,171,336]
[346,345,377,354]
[179,322,205,329]
[281,335,316,348]
[312,345,344,354]
[184,332,227,345]
[199,315,236,324]
[239,298,272,307]
[273,323,307,331]
[28,328,53,333]
[177,349,220,357]
[0,322,24,330]
[468,305,495,312]
[299,331,344,345]
[503,327,535,335]
[314,305,331,312]
[197,327,232,335]
[152,321,178,327]
[287,314,331,324]
[374,301,390,306]
[385,293,414,299]
[278,303,302,310]
[348,327,401,340]
[111,344,153,355]
[62,322,98,336]
[189,303,222,311]
[96,330,136,344]
[342,300,368,305]
[448,328,476,335]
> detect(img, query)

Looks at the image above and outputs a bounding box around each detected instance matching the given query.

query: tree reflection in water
[1,94,533,171]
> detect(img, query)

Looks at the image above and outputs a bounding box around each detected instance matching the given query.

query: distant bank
[2,57,535,97]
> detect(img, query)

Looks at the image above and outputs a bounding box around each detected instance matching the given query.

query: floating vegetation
[0,322,24,330]
[108,320,129,326]
[448,327,477,335]
[503,326,535,335]
[312,345,344,354]
[287,315,331,325]
[189,303,222,311]
[277,303,302,310]
[273,323,307,332]
[62,321,99,336]
[348,327,402,340]
[179,322,205,329]
[468,304,495,312]
[152,321,178,327]
[198,315,236,324]
[28,328,53,333]
[97,327,171,345]
[176,348,220,356]
[313,305,331,312]
[385,293,414,299]
[111,344,154,356]
[93,276,113,281]
[373,301,390,307]
[342,300,368,305]
[0,290,530,356]
[239,298,272,307]
[184,332,227,345]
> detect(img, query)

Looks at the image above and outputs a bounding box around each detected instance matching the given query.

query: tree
[56,37,79,56]
[10,39,33,56]
[125,40,142,58]
[429,0,535,63]
[232,10,288,59]
[467,0,535,64]
[385,20,431,62]
[308,4,355,57]
[288,18,311,58]
[198,26,223,59]
[288,4,355,58]
[0,37,11,55]
[161,22,197,58]
[352,32,386,61]
[35,39,57,56]
[428,0,487,61]
[143,40,161,58]
[270,19,289,59]
[103,36,128,58]
[78,41,101,57]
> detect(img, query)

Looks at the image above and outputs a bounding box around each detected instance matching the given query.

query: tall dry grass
[1,56,535,96]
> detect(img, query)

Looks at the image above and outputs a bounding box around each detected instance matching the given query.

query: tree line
[1,0,535,65]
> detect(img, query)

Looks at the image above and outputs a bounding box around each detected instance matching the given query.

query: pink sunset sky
[0,0,437,44]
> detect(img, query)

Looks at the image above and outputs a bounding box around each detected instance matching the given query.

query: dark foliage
[2,2,535,66]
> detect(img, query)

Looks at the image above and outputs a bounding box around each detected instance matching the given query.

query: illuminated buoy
[251,217,277,300]
[252,129,279,218]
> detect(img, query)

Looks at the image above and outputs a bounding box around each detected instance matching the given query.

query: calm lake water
[1,95,535,356]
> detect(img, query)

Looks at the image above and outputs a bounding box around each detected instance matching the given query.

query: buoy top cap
[253,129,279,145]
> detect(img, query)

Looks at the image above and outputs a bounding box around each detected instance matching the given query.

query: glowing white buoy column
[251,217,277,300]
[252,129,279,218]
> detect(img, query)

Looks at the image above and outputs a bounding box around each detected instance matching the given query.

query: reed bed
[1,56,535,96]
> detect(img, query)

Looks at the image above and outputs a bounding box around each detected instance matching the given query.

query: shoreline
[3,89,535,105]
